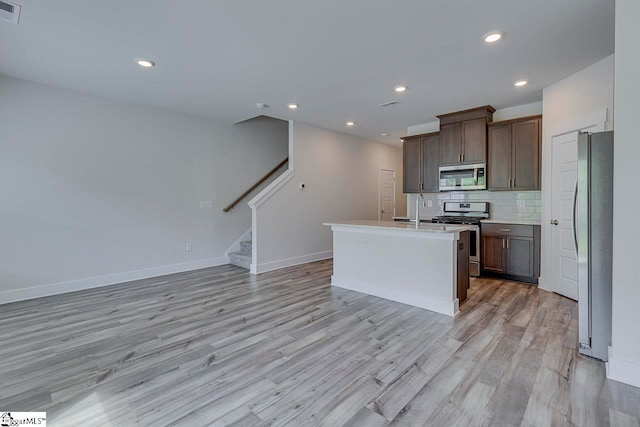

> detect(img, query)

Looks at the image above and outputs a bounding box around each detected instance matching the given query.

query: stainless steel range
[432,202,489,277]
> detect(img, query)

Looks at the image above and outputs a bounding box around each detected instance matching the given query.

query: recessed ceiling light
[381,132,390,137]
[483,31,504,43]
[514,80,528,87]
[394,85,407,93]
[136,59,156,68]
[288,103,299,110]
[346,121,355,127]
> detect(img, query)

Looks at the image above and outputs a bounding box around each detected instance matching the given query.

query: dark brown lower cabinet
[457,231,469,304]
[482,236,506,273]
[506,236,535,277]
[481,224,540,284]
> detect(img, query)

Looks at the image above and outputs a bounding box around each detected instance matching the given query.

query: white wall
[251,121,404,273]
[492,102,543,122]
[543,56,614,133]
[539,55,614,292]
[0,75,288,303]
[610,0,640,388]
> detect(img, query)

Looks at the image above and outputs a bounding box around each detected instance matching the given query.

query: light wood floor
[1,260,639,426]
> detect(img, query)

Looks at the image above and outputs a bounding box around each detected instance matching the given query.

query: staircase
[229,240,252,270]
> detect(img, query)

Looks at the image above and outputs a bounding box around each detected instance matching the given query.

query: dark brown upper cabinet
[488,116,541,191]
[437,105,495,166]
[403,136,422,193]
[402,132,440,193]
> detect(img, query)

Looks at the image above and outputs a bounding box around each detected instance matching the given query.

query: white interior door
[378,169,395,221]
[550,132,578,300]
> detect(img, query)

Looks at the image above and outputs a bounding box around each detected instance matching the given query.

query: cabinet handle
[506,238,509,249]
[512,178,515,187]
[508,178,512,187]
[499,228,511,232]
[462,153,464,162]
[502,239,505,249]
[458,154,462,162]
[420,182,423,191]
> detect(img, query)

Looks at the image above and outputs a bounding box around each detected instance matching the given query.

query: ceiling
[0,0,614,145]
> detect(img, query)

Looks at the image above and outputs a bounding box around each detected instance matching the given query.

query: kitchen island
[323,220,472,317]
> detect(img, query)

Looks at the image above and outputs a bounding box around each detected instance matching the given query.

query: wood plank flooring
[0,259,639,426]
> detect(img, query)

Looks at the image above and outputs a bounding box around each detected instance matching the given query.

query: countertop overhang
[323,220,474,240]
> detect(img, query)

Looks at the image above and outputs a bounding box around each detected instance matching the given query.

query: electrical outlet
[186,243,192,252]
[517,199,526,208]
[427,200,433,207]
[200,200,213,208]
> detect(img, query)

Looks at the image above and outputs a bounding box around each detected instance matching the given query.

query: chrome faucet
[415,193,425,228]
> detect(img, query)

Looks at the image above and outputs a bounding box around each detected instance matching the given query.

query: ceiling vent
[0,1,21,24]
[379,101,398,107]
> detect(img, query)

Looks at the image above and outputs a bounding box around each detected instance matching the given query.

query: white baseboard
[0,256,229,305]
[251,250,333,274]
[607,346,640,388]
[537,275,549,292]
[536,275,554,294]
[331,275,458,317]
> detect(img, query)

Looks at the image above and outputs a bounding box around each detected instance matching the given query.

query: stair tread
[229,250,251,270]
[229,252,251,259]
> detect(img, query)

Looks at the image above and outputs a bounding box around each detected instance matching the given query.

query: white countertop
[323,220,476,233]
[481,219,541,226]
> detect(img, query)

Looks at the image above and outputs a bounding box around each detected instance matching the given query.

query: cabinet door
[488,123,513,190]
[402,137,422,193]
[506,236,535,277]
[461,118,487,164]
[482,236,505,273]
[512,118,541,190]
[421,134,440,191]
[440,122,462,165]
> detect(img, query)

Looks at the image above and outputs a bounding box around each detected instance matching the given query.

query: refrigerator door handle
[572,178,578,257]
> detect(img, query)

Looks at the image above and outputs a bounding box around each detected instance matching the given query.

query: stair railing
[222,157,289,212]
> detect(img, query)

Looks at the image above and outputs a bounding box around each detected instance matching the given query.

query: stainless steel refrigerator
[577,131,613,361]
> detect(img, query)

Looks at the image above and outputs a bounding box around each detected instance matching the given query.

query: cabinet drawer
[481,223,534,237]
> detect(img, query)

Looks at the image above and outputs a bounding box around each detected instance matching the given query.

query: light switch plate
[200,200,213,208]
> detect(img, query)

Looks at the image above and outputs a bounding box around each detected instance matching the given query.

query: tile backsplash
[407,191,542,221]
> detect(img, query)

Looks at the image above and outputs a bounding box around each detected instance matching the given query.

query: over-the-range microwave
[439,163,486,191]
